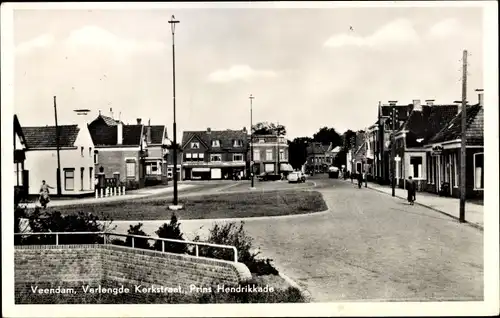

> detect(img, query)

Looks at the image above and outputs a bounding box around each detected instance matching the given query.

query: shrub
[123,223,152,250]
[153,214,188,254]
[195,222,279,276]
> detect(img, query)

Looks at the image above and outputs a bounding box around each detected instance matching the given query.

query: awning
[279,163,293,172]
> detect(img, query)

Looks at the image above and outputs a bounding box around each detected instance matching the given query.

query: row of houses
[14,112,292,197]
[348,90,484,199]
[304,142,341,174]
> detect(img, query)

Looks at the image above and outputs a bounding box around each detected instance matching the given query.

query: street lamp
[168,15,182,210]
[249,94,256,189]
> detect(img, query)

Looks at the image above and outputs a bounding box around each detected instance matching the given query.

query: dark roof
[403,105,459,147]
[428,104,484,145]
[23,125,80,149]
[181,129,248,151]
[146,125,167,145]
[97,114,123,126]
[88,124,144,146]
[379,105,413,131]
[14,115,27,144]
[307,142,332,155]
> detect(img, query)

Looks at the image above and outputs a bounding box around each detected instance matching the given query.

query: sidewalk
[22,184,194,208]
[342,179,484,230]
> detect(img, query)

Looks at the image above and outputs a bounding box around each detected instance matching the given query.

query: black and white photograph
[2,1,499,317]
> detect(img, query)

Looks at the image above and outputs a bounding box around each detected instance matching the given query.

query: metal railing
[14,232,238,263]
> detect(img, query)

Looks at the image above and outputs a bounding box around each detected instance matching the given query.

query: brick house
[306,142,333,174]
[88,114,148,188]
[374,102,413,185]
[143,121,169,186]
[392,100,459,191]
[423,94,484,199]
[14,115,29,200]
[181,128,249,180]
[250,134,291,176]
[22,123,95,196]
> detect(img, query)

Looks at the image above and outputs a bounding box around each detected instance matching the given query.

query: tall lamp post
[168,15,182,209]
[249,94,255,189]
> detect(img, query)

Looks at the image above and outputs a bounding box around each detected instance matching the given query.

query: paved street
[111,175,483,302]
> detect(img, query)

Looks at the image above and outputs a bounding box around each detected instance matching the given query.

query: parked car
[258,172,281,181]
[328,166,339,179]
[288,171,306,183]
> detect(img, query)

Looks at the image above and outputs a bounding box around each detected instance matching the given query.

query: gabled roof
[88,124,144,146]
[182,129,248,151]
[14,115,27,145]
[428,104,483,146]
[146,125,167,145]
[94,114,123,126]
[402,105,459,148]
[22,125,80,149]
[307,142,332,155]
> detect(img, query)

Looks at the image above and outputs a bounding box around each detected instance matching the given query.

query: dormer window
[233,139,243,147]
[191,142,200,149]
[212,140,220,147]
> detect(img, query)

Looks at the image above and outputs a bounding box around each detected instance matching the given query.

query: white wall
[24,124,95,195]
[404,151,427,180]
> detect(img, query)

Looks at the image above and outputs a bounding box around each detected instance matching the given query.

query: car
[288,171,306,183]
[257,172,281,181]
[328,166,339,178]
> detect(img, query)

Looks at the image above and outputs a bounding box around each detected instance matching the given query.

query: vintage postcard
[2,1,498,317]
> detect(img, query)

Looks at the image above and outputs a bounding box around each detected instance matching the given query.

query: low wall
[15,244,251,304]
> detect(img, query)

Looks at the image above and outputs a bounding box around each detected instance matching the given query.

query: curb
[361,182,484,231]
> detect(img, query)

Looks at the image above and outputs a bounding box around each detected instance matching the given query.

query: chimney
[476,89,484,106]
[207,127,211,134]
[425,99,435,106]
[242,127,247,133]
[136,118,142,125]
[110,108,114,119]
[412,99,422,111]
[117,121,123,145]
[146,126,152,144]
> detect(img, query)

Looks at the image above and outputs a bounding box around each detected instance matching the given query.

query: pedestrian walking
[357,171,363,189]
[406,176,416,205]
[39,180,54,209]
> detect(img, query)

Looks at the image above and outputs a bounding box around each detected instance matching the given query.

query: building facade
[250,134,291,176]
[22,124,95,196]
[182,128,249,180]
[14,115,28,201]
[143,123,169,186]
[306,142,333,174]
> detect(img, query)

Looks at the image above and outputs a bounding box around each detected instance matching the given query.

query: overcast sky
[12,5,483,139]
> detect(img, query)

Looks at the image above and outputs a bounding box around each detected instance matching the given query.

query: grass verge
[45,190,328,221]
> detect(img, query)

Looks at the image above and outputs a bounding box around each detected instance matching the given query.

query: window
[126,161,136,177]
[94,151,99,165]
[211,154,222,162]
[89,167,93,189]
[410,156,423,178]
[14,163,23,186]
[233,154,244,162]
[279,149,285,161]
[253,149,260,161]
[199,153,205,160]
[212,140,220,147]
[80,167,84,190]
[80,147,84,157]
[88,147,92,157]
[146,162,159,175]
[185,153,192,161]
[64,169,75,191]
[473,153,484,190]
[259,139,265,143]
[266,149,273,161]
[191,142,200,149]
[193,153,199,160]
[233,139,243,147]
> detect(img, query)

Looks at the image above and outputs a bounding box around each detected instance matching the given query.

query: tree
[312,127,342,147]
[342,129,357,151]
[153,214,187,254]
[288,137,313,170]
[252,122,286,136]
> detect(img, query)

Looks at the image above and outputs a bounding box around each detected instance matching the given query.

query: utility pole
[168,15,181,209]
[276,121,280,179]
[459,50,468,223]
[249,94,255,189]
[53,96,62,196]
[389,101,398,197]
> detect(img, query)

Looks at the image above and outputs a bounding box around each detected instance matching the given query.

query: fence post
[100,188,103,198]
[118,186,121,196]
[113,187,116,196]
[132,237,135,249]
[195,245,199,257]
[162,241,165,253]
[123,186,126,195]
[56,233,59,246]
[95,189,98,199]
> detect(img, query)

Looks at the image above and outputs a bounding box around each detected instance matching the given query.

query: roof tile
[22,125,80,149]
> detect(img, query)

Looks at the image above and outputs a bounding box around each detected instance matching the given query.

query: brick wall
[96,149,140,182]
[15,244,252,304]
